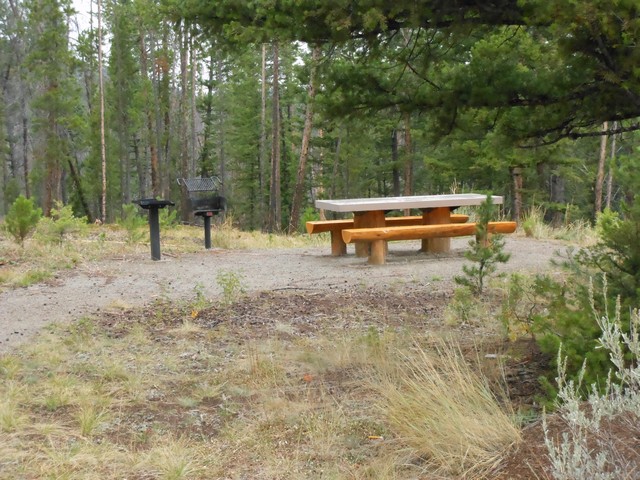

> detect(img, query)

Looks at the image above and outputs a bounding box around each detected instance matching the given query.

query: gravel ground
[0,236,568,352]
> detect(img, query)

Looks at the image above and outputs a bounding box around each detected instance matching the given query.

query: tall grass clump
[544,283,640,479]
[370,339,521,478]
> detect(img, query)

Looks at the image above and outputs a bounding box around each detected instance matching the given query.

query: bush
[36,201,88,244]
[119,204,146,244]
[544,289,640,479]
[455,194,510,294]
[3,195,42,246]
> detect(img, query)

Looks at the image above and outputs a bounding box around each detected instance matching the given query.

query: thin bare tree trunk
[259,43,267,228]
[267,42,281,232]
[606,121,617,210]
[190,33,197,175]
[97,0,107,222]
[594,121,608,217]
[288,45,320,234]
[510,166,523,221]
[402,112,413,196]
[179,25,190,222]
[391,129,400,196]
[140,34,160,197]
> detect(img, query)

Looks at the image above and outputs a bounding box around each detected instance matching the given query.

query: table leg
[421,207,452,253]
[330,231,347,256]
[353,211,386,262]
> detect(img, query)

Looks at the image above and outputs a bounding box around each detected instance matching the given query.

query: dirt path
[0,236,567,352]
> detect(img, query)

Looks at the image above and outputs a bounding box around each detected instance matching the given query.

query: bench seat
[306,214,469,234]
[307,214,470,256]
[342,221,517,264]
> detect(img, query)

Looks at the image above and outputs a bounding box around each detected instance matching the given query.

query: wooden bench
[341,221,517,264]
[306,214,470,256]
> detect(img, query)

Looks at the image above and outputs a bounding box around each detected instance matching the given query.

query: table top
[315,193,503,213]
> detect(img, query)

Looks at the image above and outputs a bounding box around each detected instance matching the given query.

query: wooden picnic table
[315,193,504,261]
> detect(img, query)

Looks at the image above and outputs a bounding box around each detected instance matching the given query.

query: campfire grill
[177,176,226,249]
[133,198,175,261]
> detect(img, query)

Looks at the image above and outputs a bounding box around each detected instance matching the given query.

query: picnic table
[312,193,513,264]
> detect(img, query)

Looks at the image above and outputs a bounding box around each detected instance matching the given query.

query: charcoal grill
[133,198,175,261]
[177,177,226,249]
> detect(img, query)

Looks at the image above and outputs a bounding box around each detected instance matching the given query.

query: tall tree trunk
[189,33,198,176]
[606,121,617,210]
[401,112,413,215]
[21,99,29,198]
[67,154,92,221]
[330,136,341,200]
[198,52,214,176]
[267,42,281,232]
[510,166,523,221]
[179,25,190,222]
[550,172,565,226]
[391,129,400,196]
[216,55,226,197]
[594,121,608,218]
[259,43,268,228]
[139,34,160,197]
[97,0,107,222]
[288,45,320,234]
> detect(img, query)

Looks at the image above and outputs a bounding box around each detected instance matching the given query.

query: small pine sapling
[455,194,510,294]
[3,195,42,247]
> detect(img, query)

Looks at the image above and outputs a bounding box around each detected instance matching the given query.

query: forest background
[1,0,639,232]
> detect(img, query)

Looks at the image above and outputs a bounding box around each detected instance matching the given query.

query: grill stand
[198,211,214,249]
[177,177,225,250]
[133,199,175,260]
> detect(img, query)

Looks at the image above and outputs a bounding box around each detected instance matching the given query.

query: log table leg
[354,210,386,263]
[421,207,452,253]
[330,231,347,256]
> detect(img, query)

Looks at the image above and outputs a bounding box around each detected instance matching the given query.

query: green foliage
[519,274,614,404]
[3,195,42,246]
[36,201,88,245]
[299,206,319,233]
[159,207,178,229]
[454,195,510,294]
[119,204,146,244]
[3,178,21,211]
[216,270,246,306]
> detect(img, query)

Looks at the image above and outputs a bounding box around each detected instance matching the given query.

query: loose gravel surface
[0,236,568,352]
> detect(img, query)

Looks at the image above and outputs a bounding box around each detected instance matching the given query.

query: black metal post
[203,214,212,249]
[133,199,174,261]
[148,207,161,260]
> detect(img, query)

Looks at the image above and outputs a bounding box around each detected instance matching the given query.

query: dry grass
[520,206,597,246]
[0,289,524,479]
[368,338,521,478]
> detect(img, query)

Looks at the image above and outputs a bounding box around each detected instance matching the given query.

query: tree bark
[391,129,400,196]
[402,112,413,196]
[179,25,190,222]
[594,121,608,218]
[139,34,160,197]
[510,166,523,221]
[288,45,320,234]
[97,0,107,222]
[267,42,281,232]
[259,43,268,227]
[606,121,617,210]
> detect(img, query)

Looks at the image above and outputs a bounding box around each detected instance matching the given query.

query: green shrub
[3,195,42,246]
[159,207,178,229]
[36,201,87,244]
[455,194,510,294]
[119,204,146,244]
[526,273,614,404]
